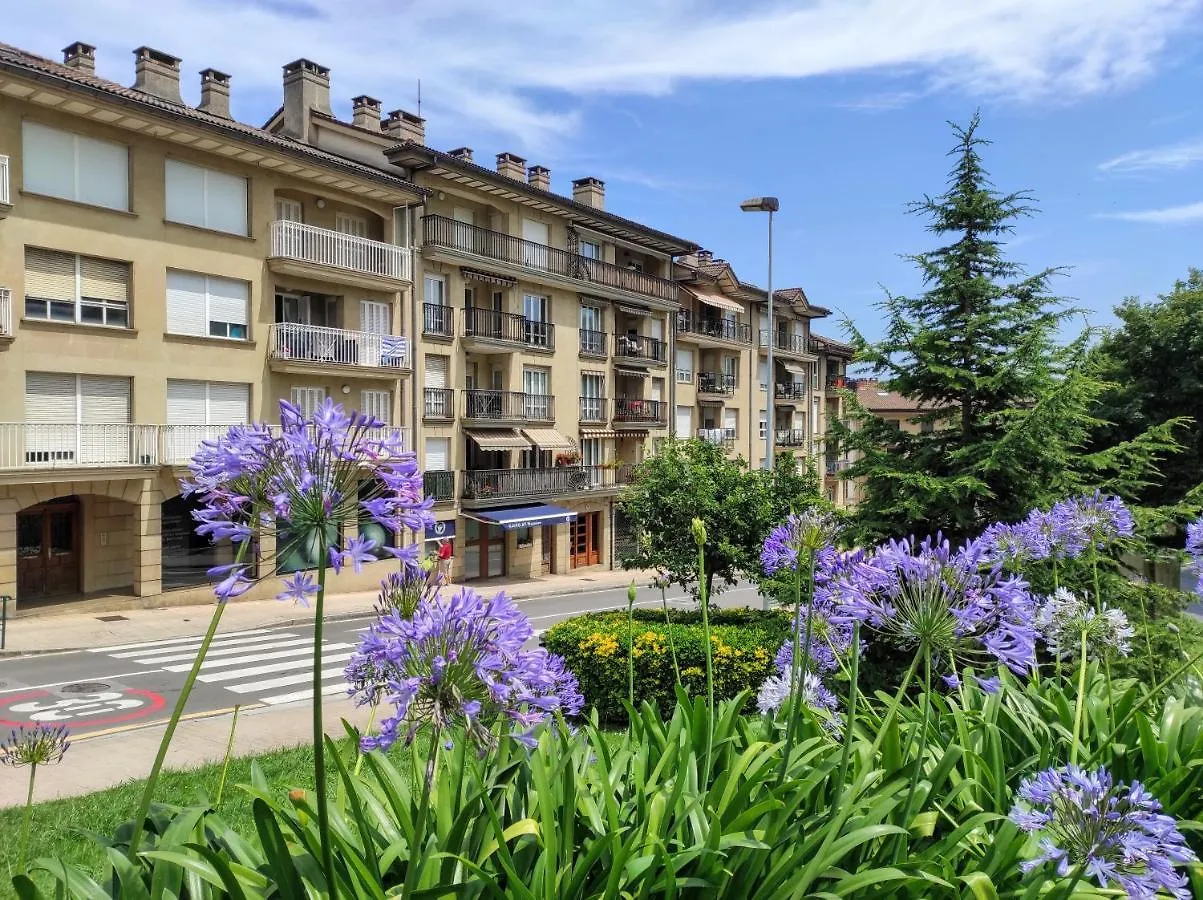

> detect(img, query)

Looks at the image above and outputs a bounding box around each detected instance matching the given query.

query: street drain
[60,682,112,694]
[96,615,129,622]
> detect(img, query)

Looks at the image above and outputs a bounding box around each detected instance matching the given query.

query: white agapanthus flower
[1036,588,1134,660]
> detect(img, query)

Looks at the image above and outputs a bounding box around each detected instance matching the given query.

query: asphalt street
[0,581,763,740]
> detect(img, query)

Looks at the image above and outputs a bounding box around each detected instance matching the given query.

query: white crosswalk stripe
[87,629,359,707]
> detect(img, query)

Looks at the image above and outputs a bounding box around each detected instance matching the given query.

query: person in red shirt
[435,538,453,585]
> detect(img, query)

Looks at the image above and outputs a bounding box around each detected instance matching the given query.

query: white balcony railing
[0,155,9,206]
[0,287,11,337]
[269,220,412,283]
[696,427,736,446]
[0,424,158,470]
[160,424,412,466]
[270,322,410,371]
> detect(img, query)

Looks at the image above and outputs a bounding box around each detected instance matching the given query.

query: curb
[0,573,650,657]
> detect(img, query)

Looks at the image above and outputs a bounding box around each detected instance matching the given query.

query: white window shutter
[207,276,249,328]
[651,378,664,403]
[360,300,390,335]
[424,437,449,471]
[290,386,325,418]
[76,133,129,211]
[205,168,249,236]
[649,318,664,342]
[424,354,448,389]
[208,382,249,424]
[360,390,391,424]
[722,409,737,433]
[25,373,77,423]
[675,405,692,439]
[24,248,76,303]
[275,198,302,222]
[79,257,130,303]
[21,122,76,201]
[165,269,208,336]
[166,380,208,425]
[165,159,207,228]
[80,376,131,424]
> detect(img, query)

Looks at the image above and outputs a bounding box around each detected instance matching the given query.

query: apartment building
[841,377,943,506]
[0,42,425,609]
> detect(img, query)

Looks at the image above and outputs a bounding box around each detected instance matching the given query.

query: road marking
[131,636,310,665]
[261,681,348,706]
[88,628,275,654]
[226,666,350,694]
[0,672,157,696]
[161,643,352,673]
[106,632,294,659]
[198,651,355,684]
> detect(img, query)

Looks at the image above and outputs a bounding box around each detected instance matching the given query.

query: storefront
[460,504,577,582]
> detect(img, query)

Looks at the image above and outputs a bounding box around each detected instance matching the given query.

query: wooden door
[541,525,555,574]
[570,512,600,568]
[16,499,80,599]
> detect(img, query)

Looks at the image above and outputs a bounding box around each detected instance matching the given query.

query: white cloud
[3,0,1200,152]
[1098,137,1203,172]
[1098,200,1203,223]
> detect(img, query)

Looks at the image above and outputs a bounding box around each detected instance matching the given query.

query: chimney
[448,147,474,163]
[281,58,331,142]
[572,176,605,209]
[351,95,382,132]
[62,42,95,75]
[383,109,425,144]
[697,249,713,262]
[527,165,550,191]
[496,152,525,180]
[133,46,183,104]
[198,68,231,119]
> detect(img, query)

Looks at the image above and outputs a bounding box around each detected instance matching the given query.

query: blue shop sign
[425,519,456,542]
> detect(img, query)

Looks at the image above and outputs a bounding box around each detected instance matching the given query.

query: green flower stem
[1069,630,1090,765]
[697,545,714,717]
[353,703,379,777]
[214,704,241,807]
[894,649,932,862]
[1056,865,1085,900]
[660,582,680,684]
[626,582,636,709]
[780,550,816,779]
[18,762,36,872]
[1090,548,1116,733]
[830,621,861,806]
[313,550,336,899]
[402,733,441,898]
[1136,589,1155,678]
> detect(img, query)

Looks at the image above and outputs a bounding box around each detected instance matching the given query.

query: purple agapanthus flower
[0,724,70,767]
[773,599,854,675]
[182,399,435,603]
[1186,519,1203,597]
[761,509,842,575]
[827,534,1037,679]
[1048,492,1135,557]
[756,670,842,733]
[346,587,583,752]
[1010,765,1196,898]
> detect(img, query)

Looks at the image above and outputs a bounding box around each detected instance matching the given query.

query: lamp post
[741,196,779,472]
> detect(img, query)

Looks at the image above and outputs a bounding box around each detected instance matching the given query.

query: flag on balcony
[381,335,408,365]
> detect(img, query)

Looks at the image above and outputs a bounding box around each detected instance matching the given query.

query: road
[0,581,763,741]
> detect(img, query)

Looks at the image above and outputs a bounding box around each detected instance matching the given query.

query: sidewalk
[0,696,375,807]
[0,567,651,655]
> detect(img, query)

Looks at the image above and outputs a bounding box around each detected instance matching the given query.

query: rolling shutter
[166,380,207,425]
[424,437,450,472]
[76,134,129,211]
[205,168,248,236]
[22,122,76,200]
[166,270,208,336]
[675,405,691,439]
[209,383,249,424]
[424,355,448,389]
[24,248,75,303]
[207,276,249,330]
[24,373,77,424]
[165,159,206,228]
[80,376,130,425]
[79,257,129,303]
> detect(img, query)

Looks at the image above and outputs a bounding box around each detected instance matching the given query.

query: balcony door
[24,373,131,466]
[523,294,550,348]
[359,299,390,366]
[463,518,504,581]
[275,198,302,223]
[17,498,80,600]
[580,373,604,422]
[570,511,601,568]
[522,368,550,420]
[521,219,549,271]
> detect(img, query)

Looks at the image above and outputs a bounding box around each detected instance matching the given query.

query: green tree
[836,115,1179,544]
[1089,269,1203,509]
[617,438,823,597]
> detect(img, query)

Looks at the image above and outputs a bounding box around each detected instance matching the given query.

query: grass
[0,736,372,896]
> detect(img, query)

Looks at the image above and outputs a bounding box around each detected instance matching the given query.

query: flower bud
[691,517,707,547]
[627,581,637,605]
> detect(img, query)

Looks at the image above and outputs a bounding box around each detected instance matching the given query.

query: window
[361,390,391,424]
[22,121,129,211]
[920,419,934,434]
[759,412,767,440]
[165,269,249,339]
[580,240,601,260]
[291,386,326,418]
[24,248,130,328]
[675,405,692,439]
[275,197,302,222]
[335,213,368,237]
[166,380,249,425]
[581,438,601,468]
[424,274,446,306]
[24,373,132,465]
[523,293,551,347]
[675,348,694,384]
[165,159,248,236]
[581,373,605,421]
[523,367,551,419]
[722,409,738,439]
[758,360,768,390]
[650,377,664,404]
[722,356,737,379]
[425,436,450,472]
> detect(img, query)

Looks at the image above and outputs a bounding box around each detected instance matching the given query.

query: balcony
[614,333,667,366]
[158,424,412,467]
[775,429,809,448]
[579,396,609,424]
[0,154,9,216]
[826,374,848,391]
[697,372,737,396]
[462,390,554,423]
[424,469,456,503]
[826,458,851,475]
[696,428,736,448]
[0,424,158,471]
[676,312,753,346]
[775,381,809,401]
[422,214,678,305]
[268,220,412,288]
[462,306,554,353]
[614,398,667,426]
[422,303,454,339]
[579,329,608,358]
[759,330,812,356]
[461,464,634,504]
[269,323,410,374]
[0,287,12,340]
[424,388,455,420]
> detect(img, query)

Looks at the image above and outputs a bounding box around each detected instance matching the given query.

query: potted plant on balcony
[555,450,581,467]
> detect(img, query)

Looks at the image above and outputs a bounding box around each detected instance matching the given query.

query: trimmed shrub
[543,607,791,722]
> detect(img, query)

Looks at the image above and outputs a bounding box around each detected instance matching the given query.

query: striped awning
[460,266,517,287]
[615,301,651,317]
[581,429,620,439]
[782,362,809,376]
[467,429,532,450]
[616,430,648,439]
[690,289,743,314]
[616,367,649,379]
[521,428,576,451]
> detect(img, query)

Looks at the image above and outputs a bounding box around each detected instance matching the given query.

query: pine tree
[836,115,1179,544]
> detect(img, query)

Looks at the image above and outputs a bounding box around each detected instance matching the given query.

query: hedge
[542,607,792,722]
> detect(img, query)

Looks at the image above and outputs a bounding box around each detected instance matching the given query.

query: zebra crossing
[87,627,361,706]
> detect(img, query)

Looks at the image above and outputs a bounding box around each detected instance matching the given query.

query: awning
[581,429,620,439]
[616,367,649,379]
[466,429,532,450]
[782,362,809,377]
[690,289,743,314]
[463,504,577,530]
[616,430,648,439]
[460,266,517,287]
[521,428,575,451]
[615,302,650,317]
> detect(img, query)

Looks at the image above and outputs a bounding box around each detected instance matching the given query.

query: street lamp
[741,197,779,472]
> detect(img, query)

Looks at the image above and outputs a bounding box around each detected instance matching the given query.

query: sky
[6,0,1203,344]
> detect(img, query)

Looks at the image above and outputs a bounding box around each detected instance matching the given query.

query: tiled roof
[810,331,853,353]
[0,43,426,197]
[854,379,937,412]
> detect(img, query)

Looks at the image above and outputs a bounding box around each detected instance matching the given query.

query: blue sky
[8,0,1203,343]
